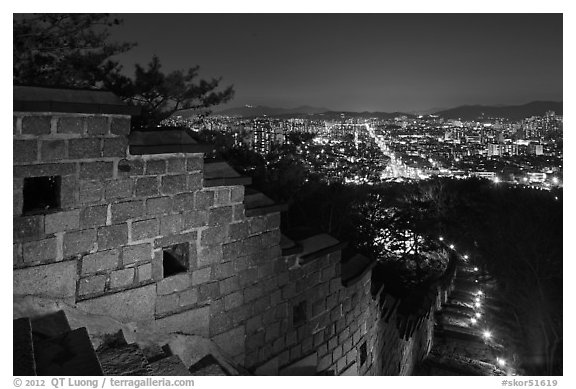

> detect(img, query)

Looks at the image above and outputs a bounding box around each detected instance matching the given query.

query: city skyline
[109,13,563,112]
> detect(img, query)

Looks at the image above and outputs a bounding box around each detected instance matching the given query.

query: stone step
[14,318,36,376]
[31,310,71,344]
[97,344,152,376]
[34,327,103,376]
[148,355,192,376]
[188,355,229,376]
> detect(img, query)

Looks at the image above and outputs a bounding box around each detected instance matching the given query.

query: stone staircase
[13,310,196,376]
[415,265,512,376]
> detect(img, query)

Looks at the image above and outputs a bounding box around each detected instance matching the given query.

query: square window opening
[292,300,307,327]
[23,176,61,215]
[163,243,189,278]
[359,341,367,366]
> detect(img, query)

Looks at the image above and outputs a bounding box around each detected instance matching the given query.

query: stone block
[105,179,133,200]
[154,305,209,336]
[224,292,244,311]
[214,261,235,280]
[146,196,172,216]
[138,263,153,282]
[152,250,163,281]
[81,249,119,274]
[187,173,203,191]
[68,138,101,159]
[191,267,212,286]
[97,224,128,250]
[22,237,57,264]
[57,116,84,134]
[182,210,207,230]
[135,177,159,197]
[160,214,183,236]
[13,163,76,178]
[239,268,258,287]
[110,117,131,135]
[155,294,180,315]
[13,215,44,242]
[198,282,220,302]
[110,268,135,289]
[79,161,114,180]
[219,276,240,296]
[228,221,249,241]
[122,243,152,265]
[161,174,187,195]
[79,180,104,204]
[77,284,156,322]
[45,209,80,234]
[178,288,198,306]
[111,200,145,223]
[117,159,144,177]
[246,331,265,352]
[86,116,109,135]
[39,140,67,162]
[195,191,214,210]
[214,188,231,207]
[172,193,195,213]
[186,156,203,171]
[244,284,263,303]
[207,309,232,336]
[166,158,186,173]
[199,226,226,246]
[232,204,245,221]
[154,232,197,249]
[208,206,233,226]
[145,159,166,175]
[197,245,222,267]
[103,137,128,157]
[14,260,77,298]
[266,212,281,230]
[79,205,108,229]
[13,243,22,267]
[63,229,97,257]
[157,273,191,295]
[131,218,160,241]
[230,186,244,203]
[59,176,77,210]
[212,326,245,358]
[13,140,38,163]
[318,354,332,372]
[78,275,107,296]
[22,116,51,135]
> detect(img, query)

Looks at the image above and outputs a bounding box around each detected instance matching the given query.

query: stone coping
[14,86,140,115]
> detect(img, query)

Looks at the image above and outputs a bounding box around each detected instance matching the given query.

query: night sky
[109,14,563,113]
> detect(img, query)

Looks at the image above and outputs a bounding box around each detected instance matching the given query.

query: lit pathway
[415,240,518,376]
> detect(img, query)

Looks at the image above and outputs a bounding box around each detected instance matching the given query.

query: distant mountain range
[176,101,562,121]
[432,101,563,121]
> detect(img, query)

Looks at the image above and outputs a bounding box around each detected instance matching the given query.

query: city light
[463,255,469,260]
[476,290,483,296]
[475,297,480,303]
[449,244,455,249]
[475,312,482,318]
[474,301,481,308]
[470,318,477,324]
[483,330,492,339]
[497,358,506,367]
[439,236,444,241]
[474,267,479,272]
